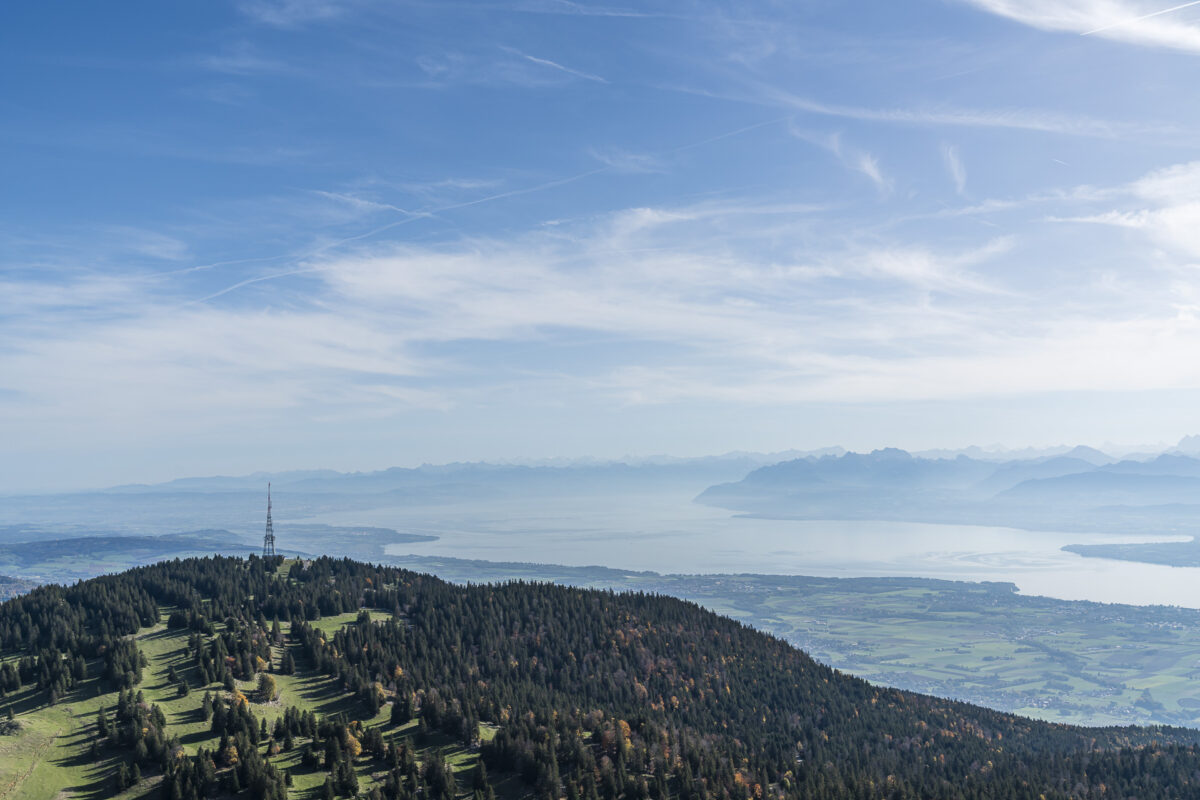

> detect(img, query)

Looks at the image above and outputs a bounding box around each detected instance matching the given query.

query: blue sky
[5,0,1200,489]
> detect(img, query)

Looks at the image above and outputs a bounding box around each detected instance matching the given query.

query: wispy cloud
[774,87,1137,136]
[0,199,1020,435]
[237,0,350,28]
[843,237,1012,293]
[0,275,144,319]
[587,146,666,173]
[1083,0,1200,35]
[103,227,192,261]
[1131,160,1200,202]
[499,46,609,83]
[788,127,892,194]
[311,190,420,217]
[507,0,666,19]
[679,82,1162,138]
[942,144,968,196]
[854,153,890,195]
[199,42,296,75]
[403,177,504,193]
[956,0,1200,53]
[1052,160,1200,257]
[411,46,608,89]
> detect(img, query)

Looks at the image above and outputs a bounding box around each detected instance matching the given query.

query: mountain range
[5,439,1200,562]
[697,441,1200,536]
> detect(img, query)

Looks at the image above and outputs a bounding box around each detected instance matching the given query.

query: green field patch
[308,609,394,638]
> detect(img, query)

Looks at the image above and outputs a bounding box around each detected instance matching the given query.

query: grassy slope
[0,606,485,800]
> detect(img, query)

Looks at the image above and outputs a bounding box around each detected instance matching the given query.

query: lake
[301,490,1200,607]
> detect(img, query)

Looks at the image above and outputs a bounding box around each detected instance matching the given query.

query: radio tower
[263,483,276,558]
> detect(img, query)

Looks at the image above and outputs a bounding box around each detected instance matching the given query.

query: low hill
[695,449,995,518]
[1101,453,1200,477]
[0,527,439,586]
[1,557,1200,798]
[0,531,256,568]
[970,455,1097,494]
[726,448,996,490]
[997,472,1200,506]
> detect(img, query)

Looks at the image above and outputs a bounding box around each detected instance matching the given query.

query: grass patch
[0,608,487,799]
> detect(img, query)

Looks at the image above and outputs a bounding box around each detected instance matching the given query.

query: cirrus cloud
[956,0,1200,53]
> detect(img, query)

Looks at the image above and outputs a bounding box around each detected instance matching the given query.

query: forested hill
[3,558,1200,800]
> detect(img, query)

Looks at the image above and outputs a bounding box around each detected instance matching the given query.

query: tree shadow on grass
[179,728,214,747]
[293,675,363,720]
[172,703,209,726]
[63,769,164,800]
[4,686,51,716]
[59,782,118,800]
[51,740,103,769]
[52,745,127,800]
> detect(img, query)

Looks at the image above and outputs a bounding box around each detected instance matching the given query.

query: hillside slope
[0,557,1199,799]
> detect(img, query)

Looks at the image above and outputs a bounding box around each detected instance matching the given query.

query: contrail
[184,266,326,306]
[1082,0,1200,35]
[310,168,608,254]
[186,116,783,304]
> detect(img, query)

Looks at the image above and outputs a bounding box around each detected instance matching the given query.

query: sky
[5,0,1200,490]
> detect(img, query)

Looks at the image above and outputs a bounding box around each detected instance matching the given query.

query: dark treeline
[3,555,1200,799]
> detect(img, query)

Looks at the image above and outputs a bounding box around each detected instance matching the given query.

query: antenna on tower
[263,482,276,558]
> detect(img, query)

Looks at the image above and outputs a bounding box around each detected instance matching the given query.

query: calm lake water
[299,490,1200,608]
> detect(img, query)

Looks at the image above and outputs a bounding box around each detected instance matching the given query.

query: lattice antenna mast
[263,482,276,557]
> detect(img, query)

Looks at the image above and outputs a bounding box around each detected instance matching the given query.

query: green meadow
[0,607,486,799]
